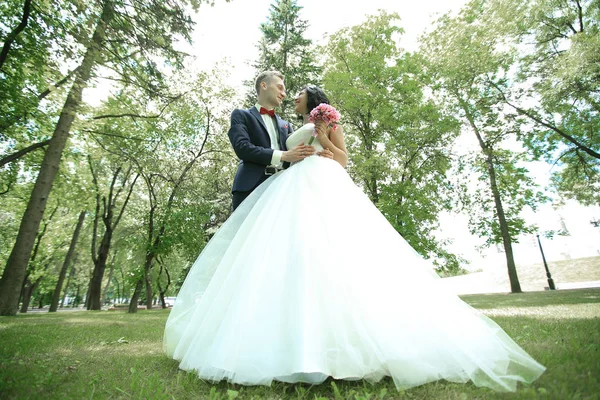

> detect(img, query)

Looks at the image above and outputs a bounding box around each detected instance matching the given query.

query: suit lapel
[249,107,271,145]
[274,115,287,150]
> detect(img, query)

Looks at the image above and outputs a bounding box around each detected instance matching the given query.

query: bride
[163,85,545,392]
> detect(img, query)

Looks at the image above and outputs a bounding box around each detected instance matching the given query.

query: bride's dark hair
[304,85,330,112]
[300,85,330,118]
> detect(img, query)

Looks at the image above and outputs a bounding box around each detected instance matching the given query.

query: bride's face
[294,90,308,115]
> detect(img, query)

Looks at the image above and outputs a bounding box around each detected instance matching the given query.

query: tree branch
[114,173,139,228]
[91,92,184,121]
[0,139,50,168]
[38,66,81,101]
[0,0,32,71]
[106,167,123,224]
[487,79,600,160]
[0,66,80,134]
[575,0,584,32]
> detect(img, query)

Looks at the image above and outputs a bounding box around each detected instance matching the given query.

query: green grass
[1,289,599,399]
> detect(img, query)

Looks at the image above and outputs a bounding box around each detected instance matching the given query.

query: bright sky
[186,0,467,89]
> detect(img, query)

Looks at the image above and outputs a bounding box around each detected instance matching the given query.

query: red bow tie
[259,107,275,117]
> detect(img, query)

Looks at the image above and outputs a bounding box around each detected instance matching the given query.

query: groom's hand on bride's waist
[281,143,316,163]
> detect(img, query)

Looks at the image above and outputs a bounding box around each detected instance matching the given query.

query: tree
[484,0,600,204]
[124,72,235,313]
[49,211,85,312]
[322,11,462,271]
[18,202,60,313]
[245,0,322,122]
[0,1,114,316]
[422,1,548,292]
[101,249,118,306]
[155,256,171,309]
[0,0,81,147]
[87,157,138,310]
[0,0,206,316]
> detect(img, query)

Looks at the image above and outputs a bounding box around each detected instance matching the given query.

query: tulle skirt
[163,156,545,391]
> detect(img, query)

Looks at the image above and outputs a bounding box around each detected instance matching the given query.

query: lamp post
[536,234,556,290]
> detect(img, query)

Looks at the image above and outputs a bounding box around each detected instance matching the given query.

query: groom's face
[262,76,286,108]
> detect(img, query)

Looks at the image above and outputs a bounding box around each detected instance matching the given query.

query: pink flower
[308,103,341,145]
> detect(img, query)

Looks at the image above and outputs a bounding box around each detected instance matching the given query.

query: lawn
[1,288,599,399]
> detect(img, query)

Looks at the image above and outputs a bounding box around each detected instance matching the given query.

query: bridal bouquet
[308,103,341,145]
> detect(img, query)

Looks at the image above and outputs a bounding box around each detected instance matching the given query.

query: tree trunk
[19,280,35,313]
[37,291,44,309]
[128,279,144,313]
[73,284,81,308]
[84,279,92,309]
[466,110,522,293]
[88,164,137,311]
[144,262,153,310]
[20,274,43,313]
[0,2,113,316]
[484,151,522,293]
[101,249,118,305]
[129,254,155,313]
[50,211,85,312]
[19,256,53,313]
[17,204,58,312]
[88,229,113,310]
[118,266,126,304]
[157,261,171,309]
[19,271,30,306]
[113,273,121,304]
[60,263,74,308]
[130,250,156,313]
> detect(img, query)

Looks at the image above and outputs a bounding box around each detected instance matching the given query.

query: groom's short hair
[255,71,284,95]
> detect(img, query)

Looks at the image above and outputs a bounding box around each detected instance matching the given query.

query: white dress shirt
[255,103,283,166]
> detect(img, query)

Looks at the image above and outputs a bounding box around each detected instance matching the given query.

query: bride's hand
[281,142,316,163]
[317,148,334,159]
[314,121,329,143]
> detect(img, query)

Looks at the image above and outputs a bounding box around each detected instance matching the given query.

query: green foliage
[82,68,236,297]
[421,1,548,249]
[245,0,322,121]
[0,0,85,189]
[472,0,600,204]
[323,12,462,269]
[465,149,549,246]
[1,0,236,305]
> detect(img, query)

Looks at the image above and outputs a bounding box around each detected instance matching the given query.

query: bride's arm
[315,122,348,168]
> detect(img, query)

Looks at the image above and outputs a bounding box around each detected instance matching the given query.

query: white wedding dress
[163,123,545,391]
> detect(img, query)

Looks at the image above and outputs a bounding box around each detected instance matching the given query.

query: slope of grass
[1,288,599,399]
[512,256,600,290]
[443,256,600,294]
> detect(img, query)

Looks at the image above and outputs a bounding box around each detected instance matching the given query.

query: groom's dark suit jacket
[228,107,293,193]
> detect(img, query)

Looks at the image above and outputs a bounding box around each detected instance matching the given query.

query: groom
[227,70,326,211]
